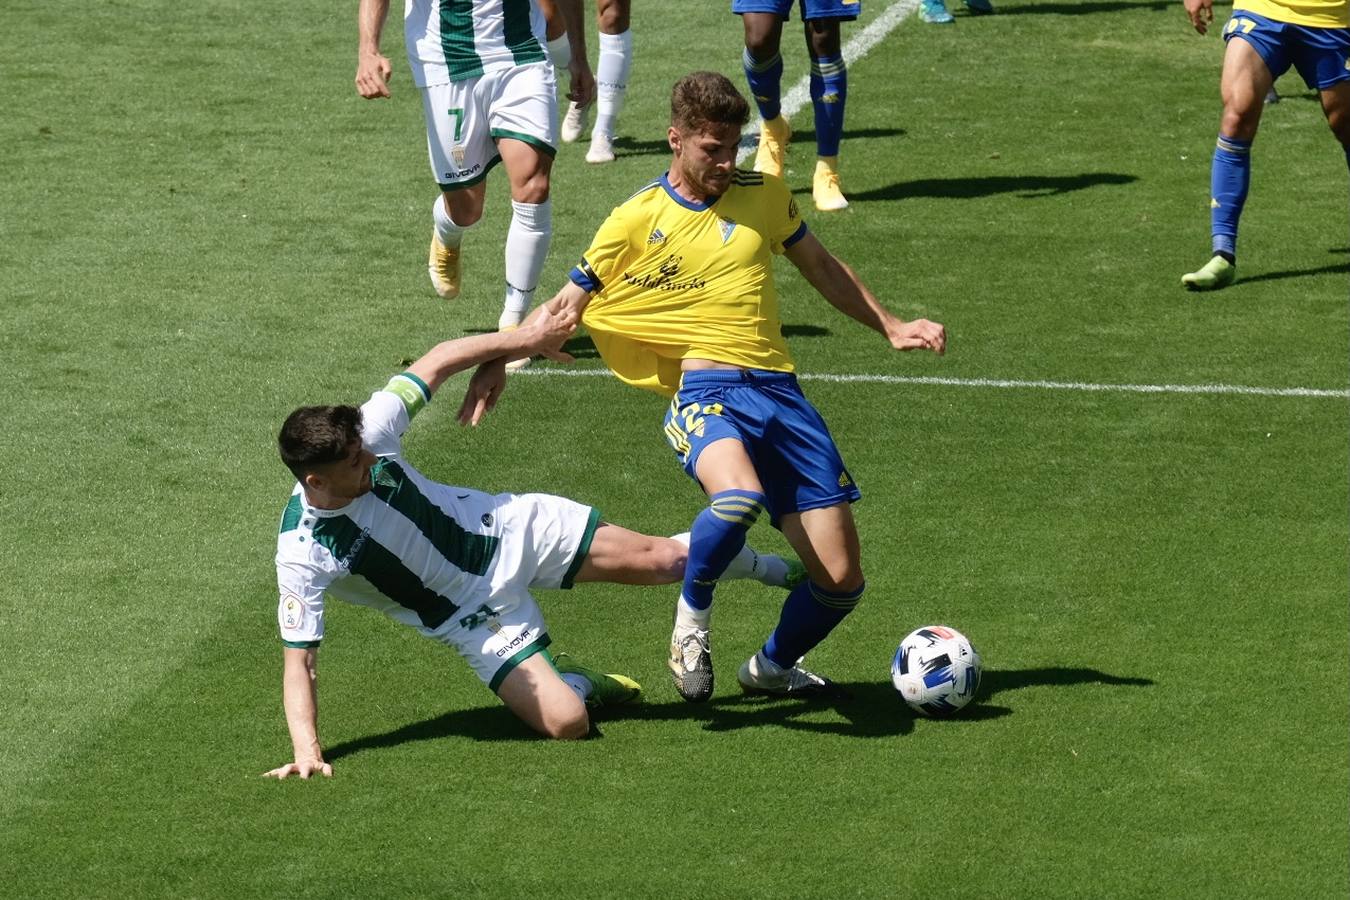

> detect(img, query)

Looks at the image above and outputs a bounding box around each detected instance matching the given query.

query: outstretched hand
[889,318,946,355]
[263,759,333,780]
[458,361,508,426]
[1184,0,1214,35]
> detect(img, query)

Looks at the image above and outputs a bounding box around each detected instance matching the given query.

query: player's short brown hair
[670,71,749,134]
[278,405,362,480]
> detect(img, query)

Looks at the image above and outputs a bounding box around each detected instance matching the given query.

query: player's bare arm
[784,232,945,355]
[356,0,393,98]
[263,647,333,779]
[457,284,591,426]
[556,0,596,107]
[407,306,578,400]
[1183,0,1215,35]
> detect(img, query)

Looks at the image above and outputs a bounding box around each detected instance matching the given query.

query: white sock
[593,30,632,140]
[546,33,571,70]
[675,594,712,631]
[503,199,551,319]
[433,195,466,247]
[670,532,790,586]
[559,672,592,702]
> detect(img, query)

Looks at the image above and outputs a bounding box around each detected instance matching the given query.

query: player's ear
[302,471,326,493]
[667,126,681,154]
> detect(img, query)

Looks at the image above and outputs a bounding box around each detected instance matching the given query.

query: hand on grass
[263,759,333,779]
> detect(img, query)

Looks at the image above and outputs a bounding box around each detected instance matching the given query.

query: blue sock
[743,48,783,122]
[681,489,766,610]
[763,580,864,668]
[1210,134,1252,261]
[809,54,847,158]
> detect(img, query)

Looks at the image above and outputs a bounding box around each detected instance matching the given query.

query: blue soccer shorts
[1225,11,1350,90]
[662,369,861,527]
[731,0,862,22]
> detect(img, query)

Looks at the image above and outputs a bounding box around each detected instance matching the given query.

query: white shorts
[426,492,599,690]
[420,62,558,191]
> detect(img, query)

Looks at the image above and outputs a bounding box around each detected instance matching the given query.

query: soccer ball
[891,625,982,717]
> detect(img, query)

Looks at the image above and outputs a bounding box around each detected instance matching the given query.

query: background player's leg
[1318,80,1350,172]
[587,0,633,163]
[742,12,791,177]
[496,138,554,336]
[1183,37,1271,291]
[432,186,486,300]
[805,18,849,211]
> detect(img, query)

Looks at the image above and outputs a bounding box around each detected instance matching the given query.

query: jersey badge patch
[718,217,737,245]
[481,513,493,528]
[282,594,304,630]
[451,145,467,168]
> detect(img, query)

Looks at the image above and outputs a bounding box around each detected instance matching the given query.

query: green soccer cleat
[1181,255,1237,291]
[784,558,808,590]
[554,653,642,708]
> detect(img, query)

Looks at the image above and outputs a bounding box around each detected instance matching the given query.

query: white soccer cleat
[737,650,846,699]
[669,617,714,703]
[560,101,589,143]
[585,132,616,164]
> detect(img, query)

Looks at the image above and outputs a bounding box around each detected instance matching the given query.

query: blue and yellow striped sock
[681,489,767,610]
[809,54,847,158]
[743,48,783,122]
[1210,133,1252,261]
[763,580,864,668]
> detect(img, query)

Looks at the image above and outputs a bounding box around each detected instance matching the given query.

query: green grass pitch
[2,0,1347,896]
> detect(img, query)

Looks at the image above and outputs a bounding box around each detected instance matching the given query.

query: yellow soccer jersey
[569,170,809,396]
[1239,0,1348,28]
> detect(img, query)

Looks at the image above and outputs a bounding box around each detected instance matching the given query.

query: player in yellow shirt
[1181,0,1350,290]
[460,71,945,702]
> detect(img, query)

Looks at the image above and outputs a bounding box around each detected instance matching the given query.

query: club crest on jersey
[647,228,666,245]
[718,217,737,245]
[282,594,303,629]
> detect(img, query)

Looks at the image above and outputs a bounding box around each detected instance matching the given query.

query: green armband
[384,372,432,419]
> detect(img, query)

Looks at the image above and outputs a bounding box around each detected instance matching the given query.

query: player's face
[671,122,741,198]
[308,440,376,506]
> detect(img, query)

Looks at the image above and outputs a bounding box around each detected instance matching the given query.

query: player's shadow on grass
[322,666,1152,758]
[832,172,1137,203]
[583,127,905,161]
[1238,259,1350,286]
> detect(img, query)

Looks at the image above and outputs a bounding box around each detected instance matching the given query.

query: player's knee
[447,196,485,226]
[1219,107,1260,142]
[543,708,590,740]
[1326,111,1350,147]
[512,174,551,205]
[656,537,688,582]
[813,566,864,596]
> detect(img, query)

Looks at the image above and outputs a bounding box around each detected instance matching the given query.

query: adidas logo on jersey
[647,228,666,245]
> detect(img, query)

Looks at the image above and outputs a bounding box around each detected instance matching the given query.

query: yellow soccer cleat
[1181,254,1236,292]
[497,317,533,371]
[554,653,642,708]
[812,157,849,212]
[754,116,792,178]
[428,233,461,299]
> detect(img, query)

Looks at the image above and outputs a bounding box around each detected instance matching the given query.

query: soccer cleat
[963,0,995,14]
[753,116,792,178]
[812,158,849,212]
[428,233,462,299]
[784,559,808,590]
[1181,255,1237,291]
[554,653,642,708]
[738,651,846,699]
[920,0,955,24]
[560,101,589,143]
[1264,87,1280,105]
[669,619,714,703]
[585,132,616,164]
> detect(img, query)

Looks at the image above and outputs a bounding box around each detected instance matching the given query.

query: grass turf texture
[2,0,1347,896]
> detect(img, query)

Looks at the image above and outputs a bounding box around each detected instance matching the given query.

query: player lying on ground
[265,308,801,778]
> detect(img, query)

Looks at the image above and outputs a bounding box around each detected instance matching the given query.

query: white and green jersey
[275,374,506,648]
[404,0,548,86]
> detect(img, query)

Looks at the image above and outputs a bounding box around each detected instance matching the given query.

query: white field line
[737,0,923,164]
[515,367,1350,399]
